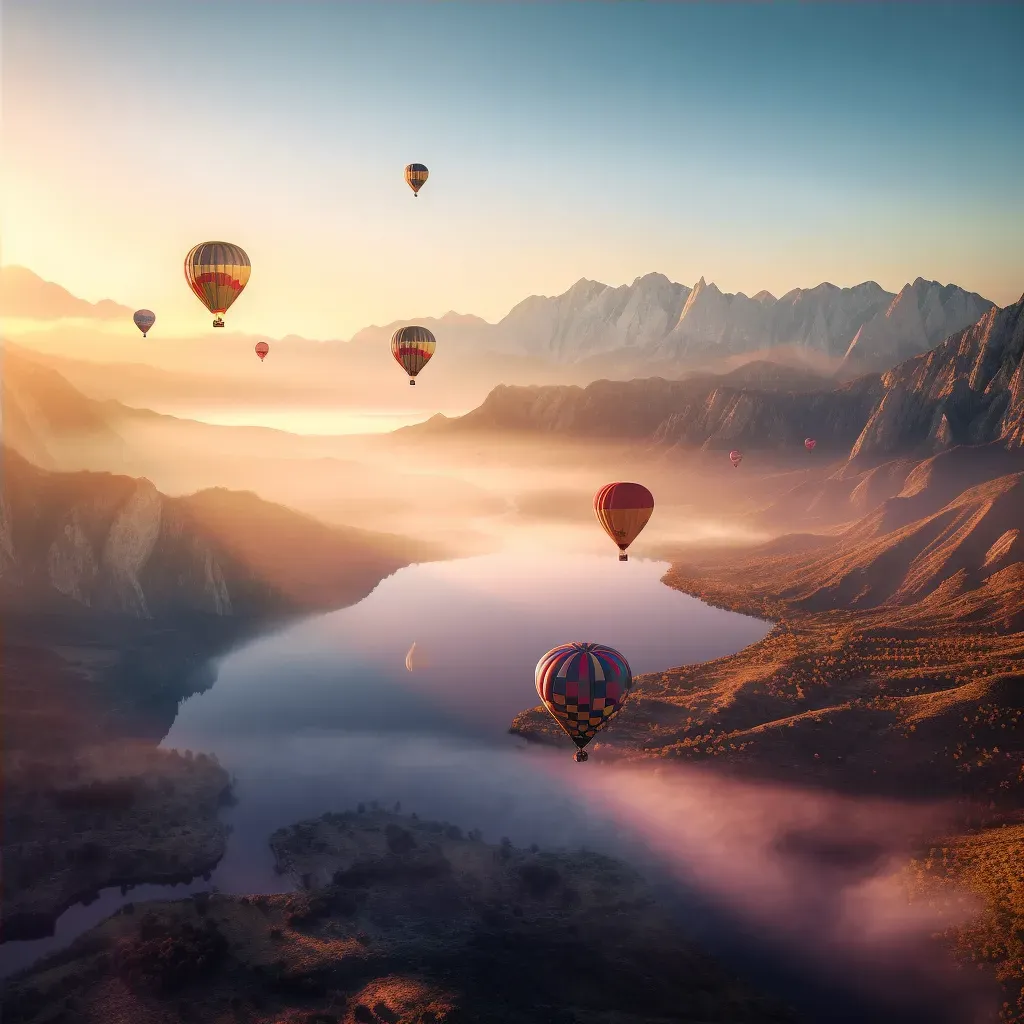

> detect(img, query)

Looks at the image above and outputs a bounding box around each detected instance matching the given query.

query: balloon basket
[618,553,628,562]
[574,750,589,763]
[409,379,416,386]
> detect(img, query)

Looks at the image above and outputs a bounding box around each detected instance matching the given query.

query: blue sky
[4,0,1022,338]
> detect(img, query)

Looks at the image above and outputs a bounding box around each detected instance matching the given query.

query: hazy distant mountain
[492,273,992,371]
[0,448,435,619]
[841,278,996,375]
[0,266,131,320]
[412,292,1024,459]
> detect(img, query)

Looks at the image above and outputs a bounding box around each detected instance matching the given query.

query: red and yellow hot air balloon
[391,325,436,385]
[729,450,743,468]
[536,642,633,762]
[804,437,816,452]
[255,341,269,362]
[404,163,429,197]
[594,482,654,562]
[133,309,156,337]
[184,241,251,328]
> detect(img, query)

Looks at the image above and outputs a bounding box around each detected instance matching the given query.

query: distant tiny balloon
[133,309,156,337]
[405,163,428,197]
[405,642,417,672]
[729,450,743,468]
[804,437,816,451]
[535,642,633,761]
[255,341,269,361]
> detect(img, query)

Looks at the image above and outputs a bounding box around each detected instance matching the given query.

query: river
[0,548,984,1022]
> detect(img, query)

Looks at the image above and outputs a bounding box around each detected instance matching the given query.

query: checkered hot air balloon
[391,325,436,385]
[404,163,429,197]
[594,482,654,562]
[536,642,633,762]
[184,241,251,328]
[133,309,155,337]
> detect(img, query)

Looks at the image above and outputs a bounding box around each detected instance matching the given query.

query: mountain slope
[851,292,1024,459]
[0,266,131,320]
[0,448,436,619]
[842,278,996,376]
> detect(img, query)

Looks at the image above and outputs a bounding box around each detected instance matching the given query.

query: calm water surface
[0,549,770,976]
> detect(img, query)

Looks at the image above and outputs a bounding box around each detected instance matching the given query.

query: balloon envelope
[391,325,436,380]
[804,438,816,451]
[594,482,654,557]
[729,450,743,467]
[133,309,156,336]
[184,241,251,321]
[255,341,269,361]
[405,163,429,195]
[535,642,633,752]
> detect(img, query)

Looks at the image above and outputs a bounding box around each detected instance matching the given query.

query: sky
[3,0,1023,340]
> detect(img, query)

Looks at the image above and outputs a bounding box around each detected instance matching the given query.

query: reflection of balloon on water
[535,642,633,762]
[404,163,429,197]
[133,309,155,337]
[391,325,436,385]
[804,437,816,451]
[594,482,654,561]
[184,241,251,328]
[255,341,269,362]
[729,449,743,468]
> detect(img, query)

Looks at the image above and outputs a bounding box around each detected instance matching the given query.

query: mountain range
[410,291,1024,460]
[3,265,997,379]
[345,273,997,377]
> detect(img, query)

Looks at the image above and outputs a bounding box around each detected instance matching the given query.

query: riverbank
[1,809,800,1024]
[511,518,1024,1018]
[2,742,231,942]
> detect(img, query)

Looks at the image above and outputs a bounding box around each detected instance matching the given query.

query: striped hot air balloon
[729,450,743,468]
[804,437,816,452]
[133,309,156,337]
[594,482,654,561]
[535,642,633,762]
[184,241,251,328]
[404,163,428,197]
[391,325,436,385]
[255,341,269,361]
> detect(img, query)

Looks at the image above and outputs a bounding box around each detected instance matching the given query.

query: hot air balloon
[255,341,269,362]
[729,450,743,468]
[535,642,633,762]
[184,241,251,328]
[391,325,435,385]
[594,482,654,562]
[405,642,417,672]
[133,309,156,338]
[404,163,428,197]
[804,437,816,452]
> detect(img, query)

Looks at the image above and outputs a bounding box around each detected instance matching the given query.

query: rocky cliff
[0,448,435,619]
[850,293,1024,459]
